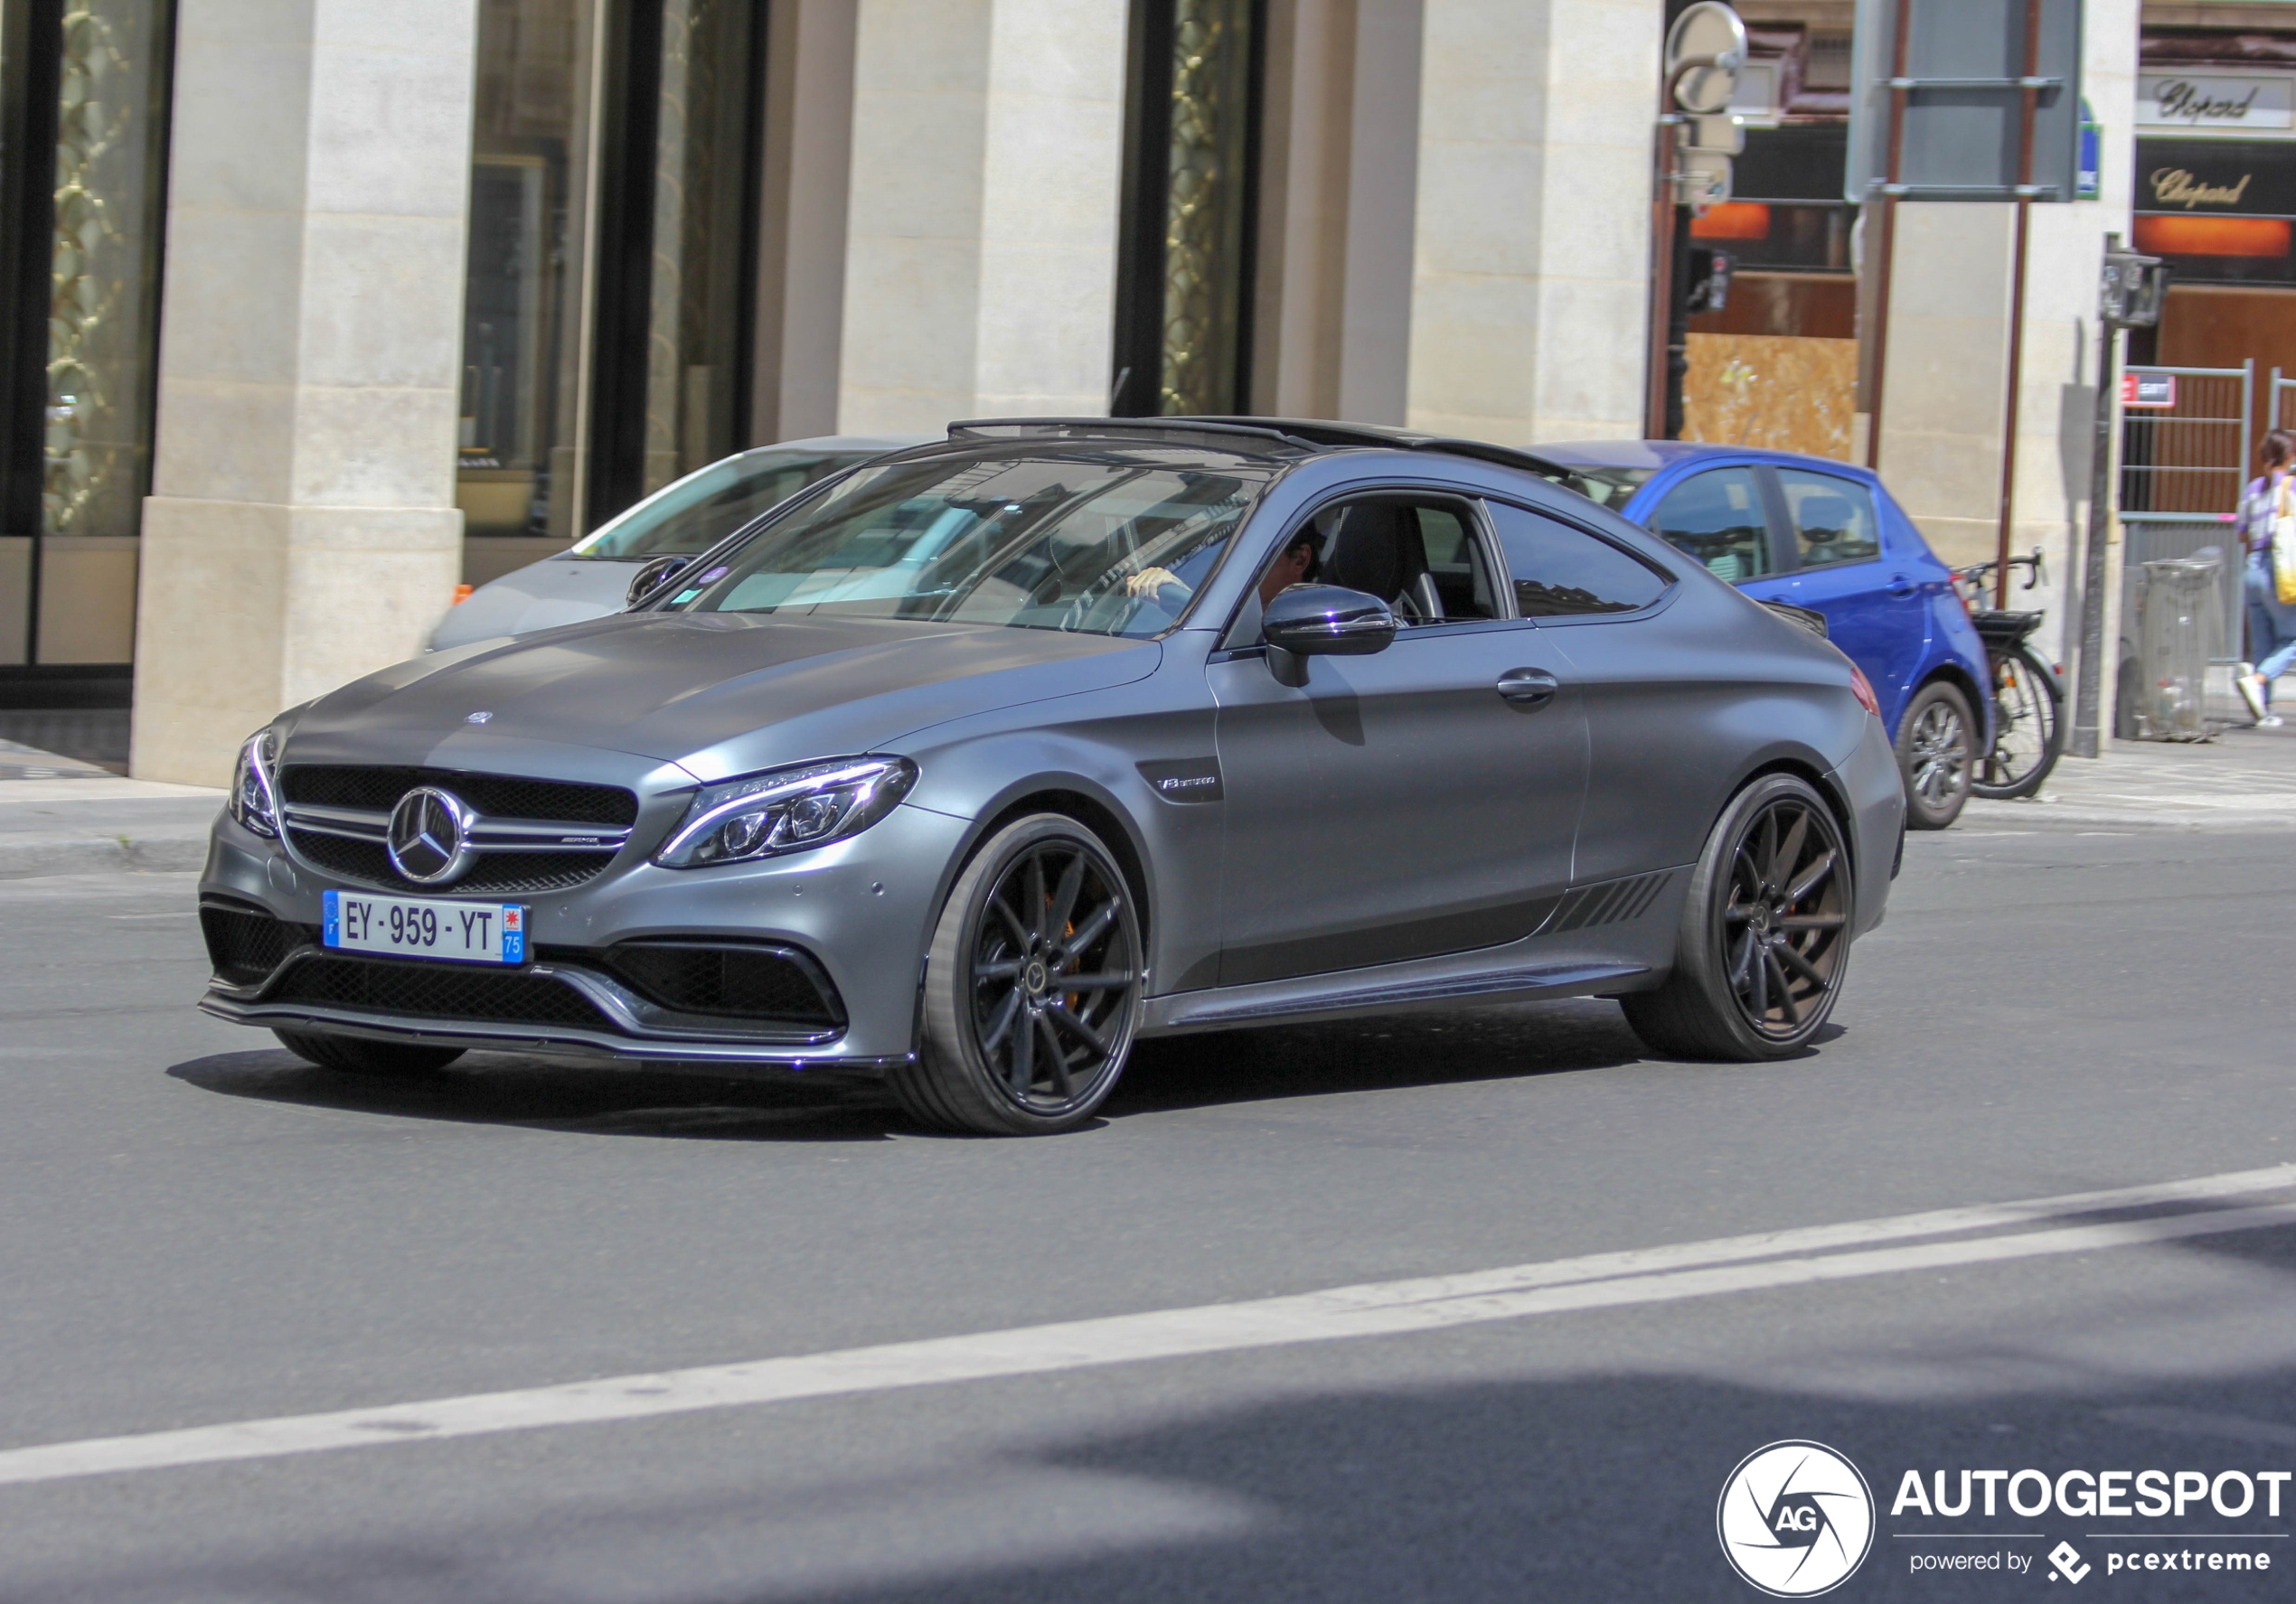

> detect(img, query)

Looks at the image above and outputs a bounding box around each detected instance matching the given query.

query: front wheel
[889,813,1144,1135]
[1621,774,1852,1061]
[1970,643,2062,801]
[1896,680,1974,830]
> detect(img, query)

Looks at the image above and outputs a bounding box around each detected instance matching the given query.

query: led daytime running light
[231,728,281,838]
[655,755,917,868]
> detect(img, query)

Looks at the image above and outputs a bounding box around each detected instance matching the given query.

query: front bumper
[198,800,973,1067]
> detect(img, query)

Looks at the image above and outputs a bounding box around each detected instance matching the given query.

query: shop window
[0,0,174,669]
[459,0,763,549]
[1112,0,1262,417]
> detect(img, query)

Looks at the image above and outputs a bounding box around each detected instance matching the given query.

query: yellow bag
[2275,478,2296,606]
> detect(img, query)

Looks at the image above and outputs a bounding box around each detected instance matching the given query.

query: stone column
[1405,0,1661,444]
[132,0,476,785]
[835,0,1128,435]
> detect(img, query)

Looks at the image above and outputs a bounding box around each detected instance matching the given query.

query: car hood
[287,611,1163,780]
[428,556,639,650]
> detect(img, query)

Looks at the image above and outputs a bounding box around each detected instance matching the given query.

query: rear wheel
[889,813,1144,1136]
[1621,774,1851,1061]
[272,1028,465,1075]
[1896,680,1973,830]
[1971,643,2061,801]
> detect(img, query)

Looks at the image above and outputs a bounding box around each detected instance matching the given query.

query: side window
[1272,499,1498,629]
[1486,501,1671,617]
[1647,467,1771,583]
[1777,469,1882,568]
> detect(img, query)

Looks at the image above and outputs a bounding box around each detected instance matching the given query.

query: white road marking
[4,1165,2295,1489]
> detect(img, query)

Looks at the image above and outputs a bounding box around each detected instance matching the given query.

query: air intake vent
[268,955,610,1027]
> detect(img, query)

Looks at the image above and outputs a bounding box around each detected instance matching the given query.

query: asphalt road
[5,810,2296,1601]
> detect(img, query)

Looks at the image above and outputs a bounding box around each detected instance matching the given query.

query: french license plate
[324,890,527,965]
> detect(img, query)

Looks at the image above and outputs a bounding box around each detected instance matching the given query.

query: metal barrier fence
[2120,363,2253,735]
[2120,362,2251,517]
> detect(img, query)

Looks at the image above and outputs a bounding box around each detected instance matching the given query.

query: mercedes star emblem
[386,786,476,885]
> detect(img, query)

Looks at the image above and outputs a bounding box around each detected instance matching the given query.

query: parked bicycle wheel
[1971,642,2062,801]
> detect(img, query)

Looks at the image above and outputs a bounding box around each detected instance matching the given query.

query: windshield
[1536,463,1656,511]
[671,449,1266,638]
[570,450,877,559]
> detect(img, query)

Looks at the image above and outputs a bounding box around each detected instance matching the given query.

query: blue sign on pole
[2078,98,2102,200]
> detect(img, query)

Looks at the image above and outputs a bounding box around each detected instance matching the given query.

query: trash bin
[2134,555,2225,741]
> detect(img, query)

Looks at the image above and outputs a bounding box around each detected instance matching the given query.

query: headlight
[230,728,281,839]
[654,755,917,868]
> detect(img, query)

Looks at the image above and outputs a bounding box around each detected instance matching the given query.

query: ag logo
[1717,1440,1875,1597]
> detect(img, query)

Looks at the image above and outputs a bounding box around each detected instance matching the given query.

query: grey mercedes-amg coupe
[200,417,1905,1135]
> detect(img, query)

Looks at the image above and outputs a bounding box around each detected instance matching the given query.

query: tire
[1895,679,1974,830]
[1621,773,1852,1061]
[888,812,1144,1136]
[272,1028,465,1075]
[1970,643,2062,801]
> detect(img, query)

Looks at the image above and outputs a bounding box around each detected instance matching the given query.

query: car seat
[1323,504,1444,623]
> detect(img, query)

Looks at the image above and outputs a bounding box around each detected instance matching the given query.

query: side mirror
[1262,585,1397,658]
[626,556,691,608]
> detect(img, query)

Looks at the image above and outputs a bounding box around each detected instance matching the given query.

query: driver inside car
[1126,524,1322,612]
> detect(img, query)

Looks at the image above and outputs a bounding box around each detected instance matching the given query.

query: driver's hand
[1125,567,1186,598]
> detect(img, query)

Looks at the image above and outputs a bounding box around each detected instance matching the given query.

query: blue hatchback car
[1530,441,1990,830]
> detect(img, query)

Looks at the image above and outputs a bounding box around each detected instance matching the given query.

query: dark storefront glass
[0,0,174,675]
[1698,124,1856,274]
[459,0,762,550]
[1112,0,1260,417]
[640,0,757,497]
[460,0,601,541]
[2132,136,2296,286]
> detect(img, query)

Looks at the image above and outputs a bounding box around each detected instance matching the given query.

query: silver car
[430,436,926,650]
[202,418,1905,1136]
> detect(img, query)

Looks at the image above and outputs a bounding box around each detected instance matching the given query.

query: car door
[1209,495,1589,988]
[1482,497,1728,883]
[1770,467,1925,728]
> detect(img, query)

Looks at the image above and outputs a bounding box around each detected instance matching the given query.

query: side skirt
[1139,960,1651,1037]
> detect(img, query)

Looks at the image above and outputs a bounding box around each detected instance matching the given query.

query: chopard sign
[2154,79,2261,126]
[2139,71,2296,134]
[2150,167,2254,209]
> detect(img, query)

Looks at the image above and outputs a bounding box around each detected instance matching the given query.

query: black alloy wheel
[1621,773,1850,1060]
[1896,680,1974,830]
[1971,643,2062,801]
[896,813,1143,1135]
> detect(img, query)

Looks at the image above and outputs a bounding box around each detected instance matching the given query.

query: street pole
[1991,0,2043,607]
[2071,270,2118,761]
[2071,239,2167,757]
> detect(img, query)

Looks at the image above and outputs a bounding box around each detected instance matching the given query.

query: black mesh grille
[603,943,844,1025]
[201,903,311,985]
[287,830,616,895]
[280,766,637,827]
[268,955,608,1027]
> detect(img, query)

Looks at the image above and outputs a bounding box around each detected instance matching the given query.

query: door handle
[1887,574,1917,598]
[1496,668,1560,708]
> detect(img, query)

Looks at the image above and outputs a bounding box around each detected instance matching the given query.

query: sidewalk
[0,739,221,877]
[1962,724,2296,831]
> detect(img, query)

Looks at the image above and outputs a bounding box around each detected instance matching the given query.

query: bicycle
[1950,549,2063,800]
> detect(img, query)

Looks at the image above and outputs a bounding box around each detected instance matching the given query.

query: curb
[0,831,211,879]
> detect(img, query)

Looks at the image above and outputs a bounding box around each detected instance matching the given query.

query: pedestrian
[2237,429,2296,727]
